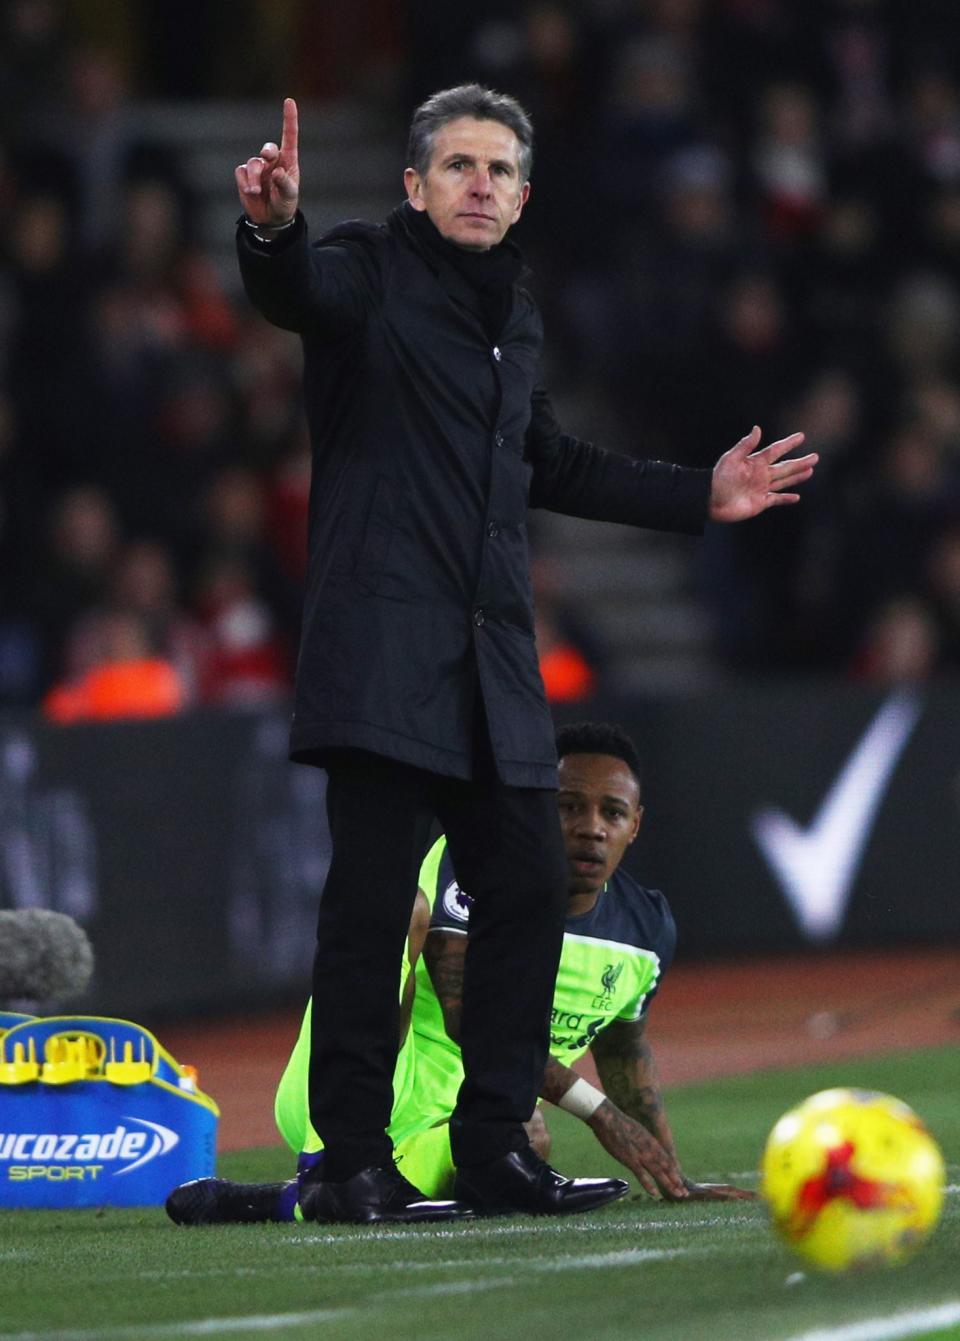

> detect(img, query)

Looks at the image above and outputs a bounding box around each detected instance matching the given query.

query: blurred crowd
[0,0,314,715]
[3,0,960,720]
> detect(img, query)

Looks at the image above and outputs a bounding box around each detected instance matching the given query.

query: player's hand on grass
[236,97,300,228]
[588,1101,688,1199]
[665,1178,756,1203]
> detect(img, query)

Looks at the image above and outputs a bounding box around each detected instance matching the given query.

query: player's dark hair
[407,83,534,182]
[555,722,642,796]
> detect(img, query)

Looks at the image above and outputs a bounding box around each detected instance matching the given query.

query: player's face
[403,116,530,251]
[557,753,643,902]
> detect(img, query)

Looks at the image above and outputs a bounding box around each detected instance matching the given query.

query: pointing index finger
[281,97,299,159]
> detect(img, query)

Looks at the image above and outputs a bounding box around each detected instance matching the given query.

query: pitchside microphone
[0,909,94,1004]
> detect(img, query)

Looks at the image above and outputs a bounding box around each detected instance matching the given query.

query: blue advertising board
[0,1015,218,1209]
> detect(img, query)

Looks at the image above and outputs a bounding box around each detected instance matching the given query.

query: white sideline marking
[0,1314,355,1340]
[391,1279,512,1299]
[398,1246,696,1274]
[285,1210,759,1246]
[535,1247,691,1269]
[0,1244,724,1340]
[188,1246,692,1278]
[784,1300,960,1341]
[3,1291,957,1341]
[61,1242,729,1291]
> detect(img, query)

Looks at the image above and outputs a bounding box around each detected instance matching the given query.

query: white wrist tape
[557,1077,606,1120]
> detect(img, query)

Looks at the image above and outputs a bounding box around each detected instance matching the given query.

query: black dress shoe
[298,1162,476,1225]
[165,1178,295,1225]
[453,1146,629,1217]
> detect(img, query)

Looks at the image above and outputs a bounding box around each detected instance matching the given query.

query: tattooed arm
[590,1016,754,1201]
[422,928,467,1042]
[423,932,747,1199]
[590,1016,676,1152]
[423,933,686,1198]
[540,1050,687,1198]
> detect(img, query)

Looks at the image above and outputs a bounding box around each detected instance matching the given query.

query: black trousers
[308,747,568,1181]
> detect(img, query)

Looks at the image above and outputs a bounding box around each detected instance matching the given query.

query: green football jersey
[400,836,677,1134]
[274,836,676,1155]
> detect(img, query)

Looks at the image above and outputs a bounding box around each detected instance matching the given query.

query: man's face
[403,116,530,251]
[557,753,643,901]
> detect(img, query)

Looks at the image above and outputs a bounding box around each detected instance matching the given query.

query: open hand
[708,426,817,523]
[235,97,300,227]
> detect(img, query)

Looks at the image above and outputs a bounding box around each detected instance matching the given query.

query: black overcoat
[237,206,711,788]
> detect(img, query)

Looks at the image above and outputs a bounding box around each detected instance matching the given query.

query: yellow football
[760,1088,945,1272]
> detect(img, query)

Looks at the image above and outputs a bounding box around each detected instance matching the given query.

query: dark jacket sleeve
[235,212,380,337]
[525,383,711,534]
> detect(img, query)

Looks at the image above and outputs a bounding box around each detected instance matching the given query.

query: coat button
[486,522,500,538]
[494,432,504,447]
[473,608,485,627]
[492,346,502,361]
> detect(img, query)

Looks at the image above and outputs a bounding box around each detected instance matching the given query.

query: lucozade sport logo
[1,1117,179,1179]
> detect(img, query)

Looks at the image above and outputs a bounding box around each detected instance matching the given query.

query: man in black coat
[234,86,816,1224]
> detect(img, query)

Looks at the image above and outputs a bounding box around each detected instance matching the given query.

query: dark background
[2,686,956,1018]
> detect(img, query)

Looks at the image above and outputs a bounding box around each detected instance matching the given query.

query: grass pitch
[1,1045,958,1341]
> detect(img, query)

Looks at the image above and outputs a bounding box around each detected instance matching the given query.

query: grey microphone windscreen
[0,909,94,1002]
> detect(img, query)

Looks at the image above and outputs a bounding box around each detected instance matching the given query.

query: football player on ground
[167,723,753,1223]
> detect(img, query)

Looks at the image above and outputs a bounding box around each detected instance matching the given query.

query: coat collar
[388,202,525,337]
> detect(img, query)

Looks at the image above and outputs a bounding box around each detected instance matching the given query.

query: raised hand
[235,97,301,228]
[708,426,818,523]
